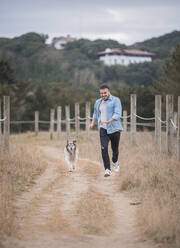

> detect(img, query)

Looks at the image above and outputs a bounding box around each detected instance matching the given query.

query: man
[90,85,123,177]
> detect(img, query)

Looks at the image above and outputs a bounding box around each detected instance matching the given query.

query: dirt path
[1,146,160,248]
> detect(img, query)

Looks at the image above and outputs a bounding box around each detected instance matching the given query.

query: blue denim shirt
[93,95,123,134]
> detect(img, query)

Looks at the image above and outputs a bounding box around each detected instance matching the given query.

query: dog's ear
[67,140,69,145]
[73,140,76,144]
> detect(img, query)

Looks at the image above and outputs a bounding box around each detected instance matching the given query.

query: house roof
[97,48,155,57]
[52,35,76,45]
[57,36,76,42]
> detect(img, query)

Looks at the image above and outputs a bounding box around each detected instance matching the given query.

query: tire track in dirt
[39,146,89,233]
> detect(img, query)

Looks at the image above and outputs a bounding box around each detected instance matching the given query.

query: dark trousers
[100,128,121,170]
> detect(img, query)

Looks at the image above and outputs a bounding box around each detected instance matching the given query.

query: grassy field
[0,130,180,247]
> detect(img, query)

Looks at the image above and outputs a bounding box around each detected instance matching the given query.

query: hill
[0,30,180,88]
[0,33,68,84]
[129,30,180,59]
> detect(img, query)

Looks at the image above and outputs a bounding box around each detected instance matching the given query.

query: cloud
[0,0,180,44]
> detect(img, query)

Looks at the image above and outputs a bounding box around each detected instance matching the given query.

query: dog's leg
[72,162,76,170]
[69,162,73,172]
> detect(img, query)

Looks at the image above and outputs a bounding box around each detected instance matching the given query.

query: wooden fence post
[86,102,91,137]
[131,94,136,145]
[123,110,127,132]
[75,103,80,138]
[3,96,10,151]
[177,96,180,161]
[65,105,70,140]
[50,109,55,140]
[155,95,162,152]
[35,111,39,136]
[0,98,2,146]
[57,106,62,140]
[166,95,174,155]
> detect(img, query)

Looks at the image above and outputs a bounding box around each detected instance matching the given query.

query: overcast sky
[0,0,180,45]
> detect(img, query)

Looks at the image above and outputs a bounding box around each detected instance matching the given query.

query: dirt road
[1,146,160,248]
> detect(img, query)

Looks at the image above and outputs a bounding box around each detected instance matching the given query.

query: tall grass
[0,142,47,236]
[118,132,180,247]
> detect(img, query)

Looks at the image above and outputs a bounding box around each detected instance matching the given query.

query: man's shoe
[112,161,120,172]
[104,169,112,177]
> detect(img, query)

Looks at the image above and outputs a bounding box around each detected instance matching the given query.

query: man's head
[100,85,110,101]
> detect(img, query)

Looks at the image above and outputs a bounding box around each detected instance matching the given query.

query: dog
[64,140,78,172]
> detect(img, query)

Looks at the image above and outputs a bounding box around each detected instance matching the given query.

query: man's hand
[89,123,94,129]
[101,120,108,126]
[101,118,116,126]
[89,119,96,129]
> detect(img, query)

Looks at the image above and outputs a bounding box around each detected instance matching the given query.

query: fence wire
[121,114,131,119]
[0,117,7,122]
[170,119,178,129]
[134,113,155,121]
[157,117,167,124]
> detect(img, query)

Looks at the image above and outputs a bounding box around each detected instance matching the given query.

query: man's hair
[100,84,110,90]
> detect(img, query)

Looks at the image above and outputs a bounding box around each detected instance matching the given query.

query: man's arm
[112,97,122,120]
[101,97,122,125]
[90,101,98,129]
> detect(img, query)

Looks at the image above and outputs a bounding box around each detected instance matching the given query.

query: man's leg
[100,128,110,170]
[109,131,121,163]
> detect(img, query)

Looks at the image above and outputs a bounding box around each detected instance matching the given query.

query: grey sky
[0,0,180,45]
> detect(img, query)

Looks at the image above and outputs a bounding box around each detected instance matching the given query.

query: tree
[147,44,180,118]
[150,44,180,103]
[0,60,15,96]
[24,83,52,121]
[39,33,49,44]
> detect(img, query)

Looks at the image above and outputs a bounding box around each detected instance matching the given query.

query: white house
[97,48,155,66]
[52,35,76,50]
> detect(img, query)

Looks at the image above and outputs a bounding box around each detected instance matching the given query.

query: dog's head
[66,140,77,155]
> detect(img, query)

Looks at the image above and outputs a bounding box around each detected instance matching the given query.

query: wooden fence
[1,94,180,161]
[0,96,10,151]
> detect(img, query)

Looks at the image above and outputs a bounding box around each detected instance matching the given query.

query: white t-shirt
[99,100,107,129]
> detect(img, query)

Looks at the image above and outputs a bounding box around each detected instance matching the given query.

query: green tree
[150,44,180,105]
[0,60,15,96]
[64,38,126,60]
[25,83,52,121]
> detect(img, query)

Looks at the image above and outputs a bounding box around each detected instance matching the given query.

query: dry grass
[118,131,180,247]
[13,158,73,238]
[47,204,77,235]
[69,130,180,246]
[78,160,101,180]
[77,131,102,162]
[76,186,117,235]
[0,141,47,236]
[1,130,180,247]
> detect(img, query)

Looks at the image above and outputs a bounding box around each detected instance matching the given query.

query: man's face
[100,88,110,101]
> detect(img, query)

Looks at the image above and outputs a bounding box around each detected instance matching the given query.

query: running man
[90,85,123,177]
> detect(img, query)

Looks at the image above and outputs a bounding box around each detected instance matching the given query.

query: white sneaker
[104,169,112,177]
[112,161,120,172]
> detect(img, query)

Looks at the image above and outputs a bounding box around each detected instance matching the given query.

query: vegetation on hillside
[0,30,179,88]
[130,30,180,59]
[0,31,180,129]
